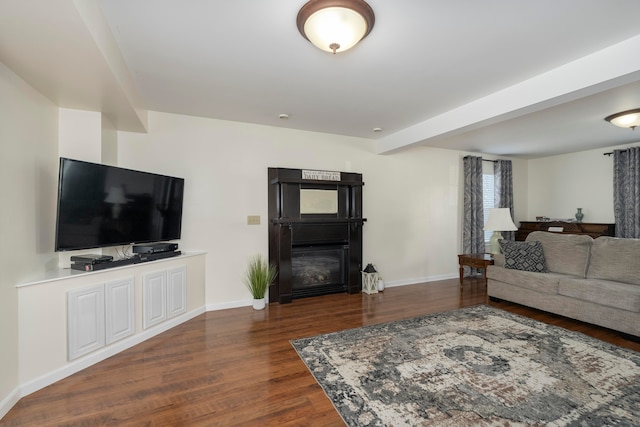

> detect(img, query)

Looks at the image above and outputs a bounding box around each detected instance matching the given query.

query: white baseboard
[206,299,252,311]
[0,386,20,421]
[205,276,460,310]
[384,273,458,288]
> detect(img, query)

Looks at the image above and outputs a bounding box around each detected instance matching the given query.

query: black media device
[70,254,113,264]
[134,250,182,263]
[71,257,135,272]
[54,157,185,252]
[132,242,179,254]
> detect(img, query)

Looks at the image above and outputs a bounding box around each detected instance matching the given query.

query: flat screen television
[55,157,185,251]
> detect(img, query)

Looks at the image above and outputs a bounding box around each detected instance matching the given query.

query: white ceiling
[1,0,640,159]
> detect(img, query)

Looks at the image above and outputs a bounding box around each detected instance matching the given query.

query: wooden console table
[458,253,494,286]
[516,221,615,241]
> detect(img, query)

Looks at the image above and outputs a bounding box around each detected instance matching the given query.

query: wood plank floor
[3,278,639,426]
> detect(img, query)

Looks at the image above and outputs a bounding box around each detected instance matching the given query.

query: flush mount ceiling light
[297,0,375,54]
[604,109,640,130]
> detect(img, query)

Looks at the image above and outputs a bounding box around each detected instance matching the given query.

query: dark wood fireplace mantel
[268,167,366,303]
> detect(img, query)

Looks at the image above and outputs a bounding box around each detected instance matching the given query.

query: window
[483,172,495,242]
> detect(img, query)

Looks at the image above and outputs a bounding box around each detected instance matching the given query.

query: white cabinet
[67,277,134,360]
[143,265,187,329]
[143,270,167,329]
[19,252,205,394]
[105,278,135,344]
[67,264,188,361]
[167,266,187,319]
[67,284,105,360]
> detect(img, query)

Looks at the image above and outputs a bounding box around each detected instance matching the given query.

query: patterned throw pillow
[499,240,548,272]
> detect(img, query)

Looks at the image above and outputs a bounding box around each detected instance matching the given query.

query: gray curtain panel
[494,159,515,241]
[613,147,640,238]
[463,156,484,275]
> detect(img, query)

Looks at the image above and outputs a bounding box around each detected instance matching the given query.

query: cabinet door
[105,277,135,344]
[68,284,105,360]
[143,270,167,329]
[167,266,187,319]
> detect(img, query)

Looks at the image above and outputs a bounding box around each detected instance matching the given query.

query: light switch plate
[247,215,260,225]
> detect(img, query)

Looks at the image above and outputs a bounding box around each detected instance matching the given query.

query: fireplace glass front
[291,245,348,298]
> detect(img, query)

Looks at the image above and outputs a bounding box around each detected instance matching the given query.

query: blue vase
[575,208,584,222]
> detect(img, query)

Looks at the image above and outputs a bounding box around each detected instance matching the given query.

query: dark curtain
[463,156,484,275]
[613,147,640,238]
[494,160,515,241]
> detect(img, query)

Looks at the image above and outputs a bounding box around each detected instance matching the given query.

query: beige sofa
[487,231,640,339]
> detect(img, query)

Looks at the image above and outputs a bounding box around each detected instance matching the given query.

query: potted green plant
[243,254,277,310]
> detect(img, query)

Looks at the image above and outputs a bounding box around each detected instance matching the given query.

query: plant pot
[252,298,266,310]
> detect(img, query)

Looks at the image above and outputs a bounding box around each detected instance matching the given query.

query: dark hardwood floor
[3,277,639,426]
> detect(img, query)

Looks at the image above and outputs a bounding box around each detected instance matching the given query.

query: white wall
[58,108,103,162]
[116,112,528,307]
[101,114,118,166]
[527,143,639,223]
[0,61,58,415]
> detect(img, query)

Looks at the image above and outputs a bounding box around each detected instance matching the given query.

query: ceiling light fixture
[604,109,640,130]
[297,0,375,55]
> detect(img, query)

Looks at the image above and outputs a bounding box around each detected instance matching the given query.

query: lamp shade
[297,0,375,54]
[484,208,517,232]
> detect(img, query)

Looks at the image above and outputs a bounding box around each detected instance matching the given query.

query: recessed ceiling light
[373,127,382,132]
[279,113,289,119]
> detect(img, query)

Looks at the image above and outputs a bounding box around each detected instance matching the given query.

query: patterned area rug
[291,305,640,426]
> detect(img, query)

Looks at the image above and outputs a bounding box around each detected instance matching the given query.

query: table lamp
[484,208,517,254]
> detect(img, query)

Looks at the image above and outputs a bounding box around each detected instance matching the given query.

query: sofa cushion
[499,240,547,272]
[525,231,592,277]
[587,236,640,286]
[487,265,562,294]
[559,277,640,313]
